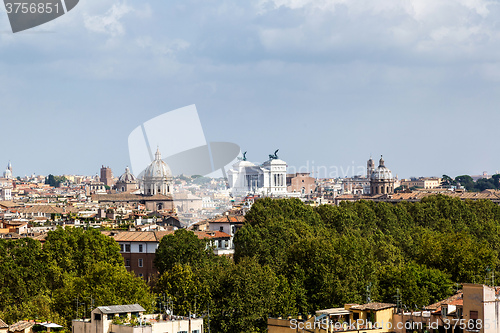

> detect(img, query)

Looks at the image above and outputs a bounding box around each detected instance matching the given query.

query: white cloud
[252,0,500,65]
[83,2,133,36]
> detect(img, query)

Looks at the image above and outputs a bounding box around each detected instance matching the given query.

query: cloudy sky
[1,0,500,179]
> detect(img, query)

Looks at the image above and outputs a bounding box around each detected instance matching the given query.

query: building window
[219,226,224,232]
[107,314,114,320]
[125,259,130,267]
[139,244,143,253]
[125,244,131,252]
[120,244,124,252]
[94,314,101,321]
[138,273,143,277]
[470,311,478,330]
[138,258,143,267]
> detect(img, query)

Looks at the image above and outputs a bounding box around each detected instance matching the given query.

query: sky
[1,0,500,179]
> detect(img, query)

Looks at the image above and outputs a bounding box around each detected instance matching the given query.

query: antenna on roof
[486,266,495,286]
[393,288,401,314]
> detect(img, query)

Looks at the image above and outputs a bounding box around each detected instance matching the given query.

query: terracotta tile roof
[211,215,245,223]
[154,231,176,240]
[17,206,64,214]
[0,201,20,208]
[425,291,463,311]
[391,191,500,201]
[9,321,34,332]
[108,231,175,242]
[106,229,230,243]
[447,299,463,306]
[194,230,231,239]
[111,231,157,242]
[92,194,173,202]
[350,303,395,311]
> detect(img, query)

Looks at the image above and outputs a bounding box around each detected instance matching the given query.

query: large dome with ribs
[143,148,172,179]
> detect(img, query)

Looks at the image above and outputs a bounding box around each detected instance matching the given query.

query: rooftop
[9,321,34,332]
[96,304,145,314]
[350,303,396,311]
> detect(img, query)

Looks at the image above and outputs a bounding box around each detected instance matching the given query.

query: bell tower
[367,157,374,178]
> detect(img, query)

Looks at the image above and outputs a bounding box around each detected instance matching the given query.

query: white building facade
[227,155,288,197]
[142,149,173,196]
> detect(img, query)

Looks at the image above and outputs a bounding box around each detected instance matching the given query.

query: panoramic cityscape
[2,149,500,332]
[4,0,500,332]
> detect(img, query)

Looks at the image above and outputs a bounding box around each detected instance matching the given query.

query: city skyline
[0,154,497,180]
[1,0,500,178]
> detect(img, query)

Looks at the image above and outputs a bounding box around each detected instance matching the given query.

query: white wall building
[227,153,288,197]
[0,187,12,201]
[72,304,203,333]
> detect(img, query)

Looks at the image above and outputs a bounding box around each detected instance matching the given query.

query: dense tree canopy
[154,228,217,274]
[4,195,500,333]
[44,175,67,188]
[445,173,500,192]
[153,196,500,332]
[0,228,153,327]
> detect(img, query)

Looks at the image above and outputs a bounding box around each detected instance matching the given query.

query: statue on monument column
[269,149,279,160]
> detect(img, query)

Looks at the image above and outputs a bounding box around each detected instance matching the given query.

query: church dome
[3,170,11,179]
[3,161,12,179]
[144,148,172,180]
[118,167,137,183]
[371,167,393,180]
[371,156,393,180]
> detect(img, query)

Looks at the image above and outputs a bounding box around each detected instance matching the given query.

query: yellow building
[268,303,395,333]
[401,177,442,189]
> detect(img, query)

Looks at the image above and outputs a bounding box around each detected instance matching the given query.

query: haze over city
[1,0,500,178]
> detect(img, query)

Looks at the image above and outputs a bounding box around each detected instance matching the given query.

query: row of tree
[0,228,153,327]
[153,196,500,332]
[442,174,500,191]
[3,195,500,332]
[44,175,68,188]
